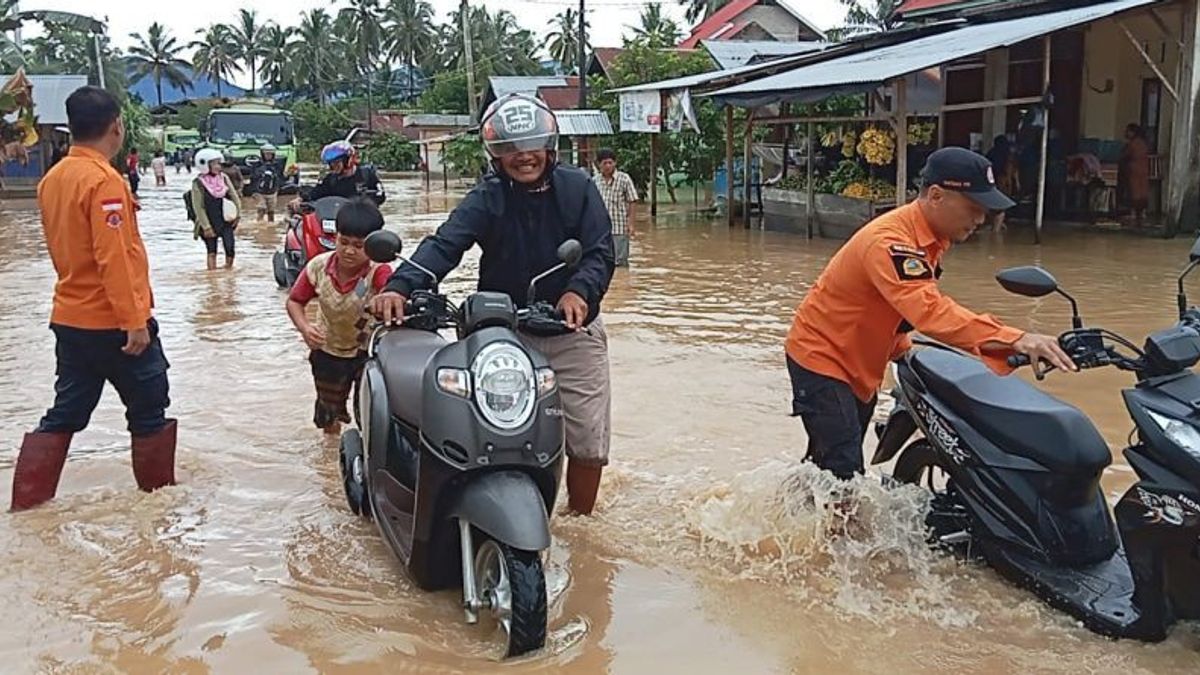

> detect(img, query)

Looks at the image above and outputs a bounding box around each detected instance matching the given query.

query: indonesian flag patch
[101,198,123,228]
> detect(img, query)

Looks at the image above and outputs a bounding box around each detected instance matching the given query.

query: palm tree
[127,22,191,107]
[259,24,293,93]
[228,9,267,95]
[629,3,682,49]
[292,8,337,105]
[191,24,242,98]
[544,9,588,75]
[832,0,903,38]
[385,0,436,101]
[684,0,732,24]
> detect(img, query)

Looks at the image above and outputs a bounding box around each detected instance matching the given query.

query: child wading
[286,198,391,433]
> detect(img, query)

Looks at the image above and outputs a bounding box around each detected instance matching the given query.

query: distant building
[0,73,88,185]
[679,0,825,49]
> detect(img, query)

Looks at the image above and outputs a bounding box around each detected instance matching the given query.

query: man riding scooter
[290,140,385,211]
[370,93,616,515]
[249,143,285,222]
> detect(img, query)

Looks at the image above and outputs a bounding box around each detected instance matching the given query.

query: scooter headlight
[1147,410,1200,460]
[471,342,536,430]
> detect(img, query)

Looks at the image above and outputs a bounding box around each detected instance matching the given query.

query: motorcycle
[272,196,347,289]
[339,229,582,657]
[872,238,1200,643]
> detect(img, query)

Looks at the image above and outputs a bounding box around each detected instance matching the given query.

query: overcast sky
[18,0,849,86]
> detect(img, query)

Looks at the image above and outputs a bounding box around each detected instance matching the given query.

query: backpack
[182,188,196,222]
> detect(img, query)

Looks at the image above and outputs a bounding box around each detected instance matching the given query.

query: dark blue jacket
[384,165,616,324]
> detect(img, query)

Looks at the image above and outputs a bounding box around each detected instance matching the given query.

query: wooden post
[1035,35,1051,243]
[442,144,449,192]
[725,105,734,227]
[894,77,908,207]
[742,113,754,227]
[649,132,659,218]
[806,120,815,239]
[423,142,431,190]
[937,65,946,148]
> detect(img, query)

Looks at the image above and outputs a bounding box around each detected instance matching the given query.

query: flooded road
[1,174,1198,673]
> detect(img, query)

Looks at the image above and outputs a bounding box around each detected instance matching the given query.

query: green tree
[385,0,436,101]
[435,4,541,102]
[443,133,485,178]
[229,9,267,94]
[27,26,125,95]
[127,22,192,107]
[591,43,728,203]
[365,132,420,171]
[259,24,293,93]
[544,8,588,74]
[629,3,683,49]
[118,97,153,166]
[191,24,242,98]
[419,70,470,113]
[290,99,354,148]
[338,0,385,84]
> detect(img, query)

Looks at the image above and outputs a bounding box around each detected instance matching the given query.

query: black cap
[921,146,1015,211]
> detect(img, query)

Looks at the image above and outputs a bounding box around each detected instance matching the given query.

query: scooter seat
[376,328,447,424]
[911,349,1112,475]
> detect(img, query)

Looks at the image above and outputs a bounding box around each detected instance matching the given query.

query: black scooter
[339,230,581,657]
[873,239,1200,642]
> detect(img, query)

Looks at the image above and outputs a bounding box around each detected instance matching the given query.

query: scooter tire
[272,251,289,288]
[339,430,371,519]
[477,541,547,658]
[891,439,940,485]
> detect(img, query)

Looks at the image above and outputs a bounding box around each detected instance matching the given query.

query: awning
[554,110,614,136]
[608,48,820,94]
[708,0,1158,108]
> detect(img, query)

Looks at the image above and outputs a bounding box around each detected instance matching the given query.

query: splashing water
[687,461,979,629]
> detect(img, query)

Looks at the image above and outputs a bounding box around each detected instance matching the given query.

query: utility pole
[462,0,478,122]
[577,0,587,108]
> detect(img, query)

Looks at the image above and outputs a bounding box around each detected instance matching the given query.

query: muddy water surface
[0,174,1198,673]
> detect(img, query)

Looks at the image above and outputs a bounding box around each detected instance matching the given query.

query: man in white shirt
[592,148,639,267]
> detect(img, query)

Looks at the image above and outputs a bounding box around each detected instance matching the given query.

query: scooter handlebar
[1008,354,1031,368]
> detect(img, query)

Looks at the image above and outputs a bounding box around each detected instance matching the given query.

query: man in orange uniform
[786,147,1075,480]
[11,86,176,511]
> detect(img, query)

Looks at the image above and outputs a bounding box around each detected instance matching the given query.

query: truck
[148,125,202,155]
[203,101,297,175]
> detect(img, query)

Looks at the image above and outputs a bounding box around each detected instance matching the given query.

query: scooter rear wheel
[339,430,371,519]
[892,440,974,553]
[474,540,546,658]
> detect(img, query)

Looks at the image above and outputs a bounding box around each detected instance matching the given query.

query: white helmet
[194,148,224,169]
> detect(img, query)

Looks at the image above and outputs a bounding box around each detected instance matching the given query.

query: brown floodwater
[1,174,1198,674]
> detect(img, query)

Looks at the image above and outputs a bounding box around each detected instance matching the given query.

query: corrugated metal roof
[554,110,614,136]
[489,76,571,98]
[0,74,88,125]
[403,113,472,128]
[710,0,1157,106]
[609,48,815,94]
[702,39,827,70]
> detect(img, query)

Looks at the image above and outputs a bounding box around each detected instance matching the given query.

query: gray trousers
[613,234,630,267]
[519,317,612,466]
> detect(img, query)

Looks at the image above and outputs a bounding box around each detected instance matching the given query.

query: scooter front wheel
[474,540,546,658]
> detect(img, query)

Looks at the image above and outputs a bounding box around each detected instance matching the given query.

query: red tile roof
[538,85,581,111]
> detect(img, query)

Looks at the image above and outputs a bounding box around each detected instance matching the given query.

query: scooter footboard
[449,471,551,552]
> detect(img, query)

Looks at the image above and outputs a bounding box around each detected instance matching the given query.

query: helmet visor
[484,133,557,159]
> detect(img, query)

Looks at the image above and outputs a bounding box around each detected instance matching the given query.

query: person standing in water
[151,150,168,187]
[12,86,176,511]
[593,148,639,267]
[1119,123,1151,228]
[189,148,241,270]
[126,147,141,196]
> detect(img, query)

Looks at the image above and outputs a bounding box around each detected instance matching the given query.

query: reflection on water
[0,175,1197,673]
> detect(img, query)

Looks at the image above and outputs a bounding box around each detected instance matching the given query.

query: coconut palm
[127,22,191,107]
[629,3,682,49]
[292,8,337,104]
[259,24,293,93]
[683,0,732,24]
[228,9,267,95]
[832,0,903,38]
[544,8,588,75]
[385,0,436,101]
[338,0,385,75]
[191,24,242,98]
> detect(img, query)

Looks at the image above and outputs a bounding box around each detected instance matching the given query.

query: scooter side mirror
[996,266,1058,298]
[365,230,402,263]
[558,239,583,269]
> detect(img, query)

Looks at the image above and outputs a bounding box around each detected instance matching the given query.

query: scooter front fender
[449,471,551,552]
[871,403,918,466]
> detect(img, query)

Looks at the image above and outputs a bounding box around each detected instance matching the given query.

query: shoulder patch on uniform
[892,254,933,281]
[101,198,123,212]
[888,243,926,258]
[105,211,123,229]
